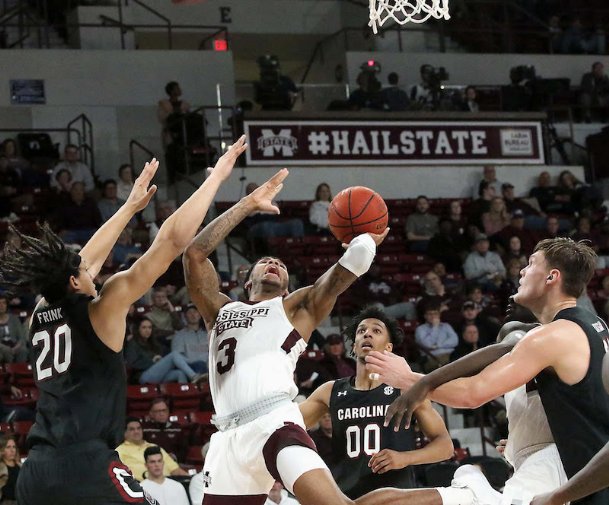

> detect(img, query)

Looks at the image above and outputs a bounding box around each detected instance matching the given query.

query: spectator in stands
[406,195,438,252]
[560,169,603,215]
[503,66,533,112]
[352,264,416,320]
[158,81,191,148]
[264,481,300,505]
[498,258,523,310]
[171,304,208,374]
[142,398,187,463]
[409,64,435,110]
[0,155,21,220]
[380,72,410,111]
[416,268,459,320]
[116,163,135,201]
[147,287,184,343]
[414,304,458,372]
[0,294,27,363]
[580,61,609,122]
[468,180,495,231]
[501,235,528,267]
[495,209,538,255]
[528,171,559,214]
[450,322,480,361]
[463,233,506,291]
[537,214,562,241]
[98,179,136,227]
[53,168,72,195]
[54,181,102,245]
[228,264,250,302]
[0,434,20,504]
[548,15,563,53]
[472,165,503,199]
[465,283,493,311]
[244,182,304,250]
[1,138,29,175]
[454,299,500,348]
[427,218,466,273]
[308,412,335,469]
[50,144,95,193]
[309,182,332,234]
[460,85,480,112]
[445,199,468,237]
[124,317,205,385]
[501,182,546,229]
[112,228,143,266]
[481,196,511,236]
[116,418,188,481]
[348,70,382,110]
[188,442,210,505]
[319,334,355,379]
[141,446,190,505]
[560,17,596,54]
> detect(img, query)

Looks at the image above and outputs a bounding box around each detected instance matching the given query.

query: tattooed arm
[184,169,288,327]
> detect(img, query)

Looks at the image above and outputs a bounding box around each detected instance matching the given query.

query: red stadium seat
[160,383,203,412]
[126,384,160,418]
[186,445,205,466]
[5,363,35,388]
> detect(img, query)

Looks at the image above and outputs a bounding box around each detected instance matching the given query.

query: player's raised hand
[369,449,410,474]
[126,158,158,212]
[365,350,412,389]
[247,168,289,214]
[384,379,432,432]
[341,228,390,250]
[207,135,248,182]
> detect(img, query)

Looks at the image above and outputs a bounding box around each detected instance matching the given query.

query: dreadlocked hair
[0,222,81,303]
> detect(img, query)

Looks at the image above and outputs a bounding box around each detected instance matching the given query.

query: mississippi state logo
[384,386,394,395]
[257,129,298,157]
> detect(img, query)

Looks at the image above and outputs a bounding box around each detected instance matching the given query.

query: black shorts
[17,440,158,505]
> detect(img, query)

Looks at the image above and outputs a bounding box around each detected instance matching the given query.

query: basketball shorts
[202,402,325,504]
[439,444,566,505]
[17,440,158,505]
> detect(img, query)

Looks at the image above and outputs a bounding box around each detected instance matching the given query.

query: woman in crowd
[309,182,332,234]
[0,435,20,505]
[481,196,511,236]
[124,317,205,384]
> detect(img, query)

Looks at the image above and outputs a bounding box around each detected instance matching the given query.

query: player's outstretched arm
[369,400,453,474]
[531,353,609,505]
[183,168,288,327]
[298,381,333,429]
[90,137,247,351]
[286,229,389,339]
[371,321,535,430]
[79,158,158,278]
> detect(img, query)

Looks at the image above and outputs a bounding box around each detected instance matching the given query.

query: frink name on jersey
[337,404,389,421]
[35,307,63,324]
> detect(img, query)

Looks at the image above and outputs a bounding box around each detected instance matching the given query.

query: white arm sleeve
[338,233,376,277]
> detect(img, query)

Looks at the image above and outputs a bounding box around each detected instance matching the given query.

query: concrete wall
[0,50,235,183]
[346,51,602,88]
[212,164,584,201]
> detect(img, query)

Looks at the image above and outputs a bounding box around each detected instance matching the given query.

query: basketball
[328,186,389,244]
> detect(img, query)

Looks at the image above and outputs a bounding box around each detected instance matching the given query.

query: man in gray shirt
[171,303,208,374]
[463,234,506,292]
[405,195,438,252]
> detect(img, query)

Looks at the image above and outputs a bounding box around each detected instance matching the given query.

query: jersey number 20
[31,324,73,380]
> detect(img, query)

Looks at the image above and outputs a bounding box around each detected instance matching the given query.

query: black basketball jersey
[329,377,416,499]
[27,293,126,449]
[536,306,609,505]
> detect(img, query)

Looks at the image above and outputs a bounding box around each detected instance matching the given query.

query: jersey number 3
[217,337,237,375]
[31,324,73,380]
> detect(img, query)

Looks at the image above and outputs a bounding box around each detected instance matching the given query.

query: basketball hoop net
[369,0,450,33]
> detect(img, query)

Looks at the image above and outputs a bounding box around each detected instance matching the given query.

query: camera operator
[348,61,382,110]
[409,64,449,111]
[502,66,534,111]
[254,55,299,111]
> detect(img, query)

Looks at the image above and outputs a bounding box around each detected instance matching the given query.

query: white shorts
[440,444,566,505]
[202,402,325,503]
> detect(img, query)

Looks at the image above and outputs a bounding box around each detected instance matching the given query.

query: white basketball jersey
[504,384,554,470]
[209,297,306,417]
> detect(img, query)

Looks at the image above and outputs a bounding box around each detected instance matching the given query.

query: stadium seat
[5,363,35,388]
[186,444,204,466]
[126,384,160,417]
[160,383,203,412]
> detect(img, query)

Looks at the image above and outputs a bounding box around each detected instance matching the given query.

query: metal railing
[0,0,229,50]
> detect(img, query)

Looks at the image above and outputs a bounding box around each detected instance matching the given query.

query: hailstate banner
[243,120,545,166]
